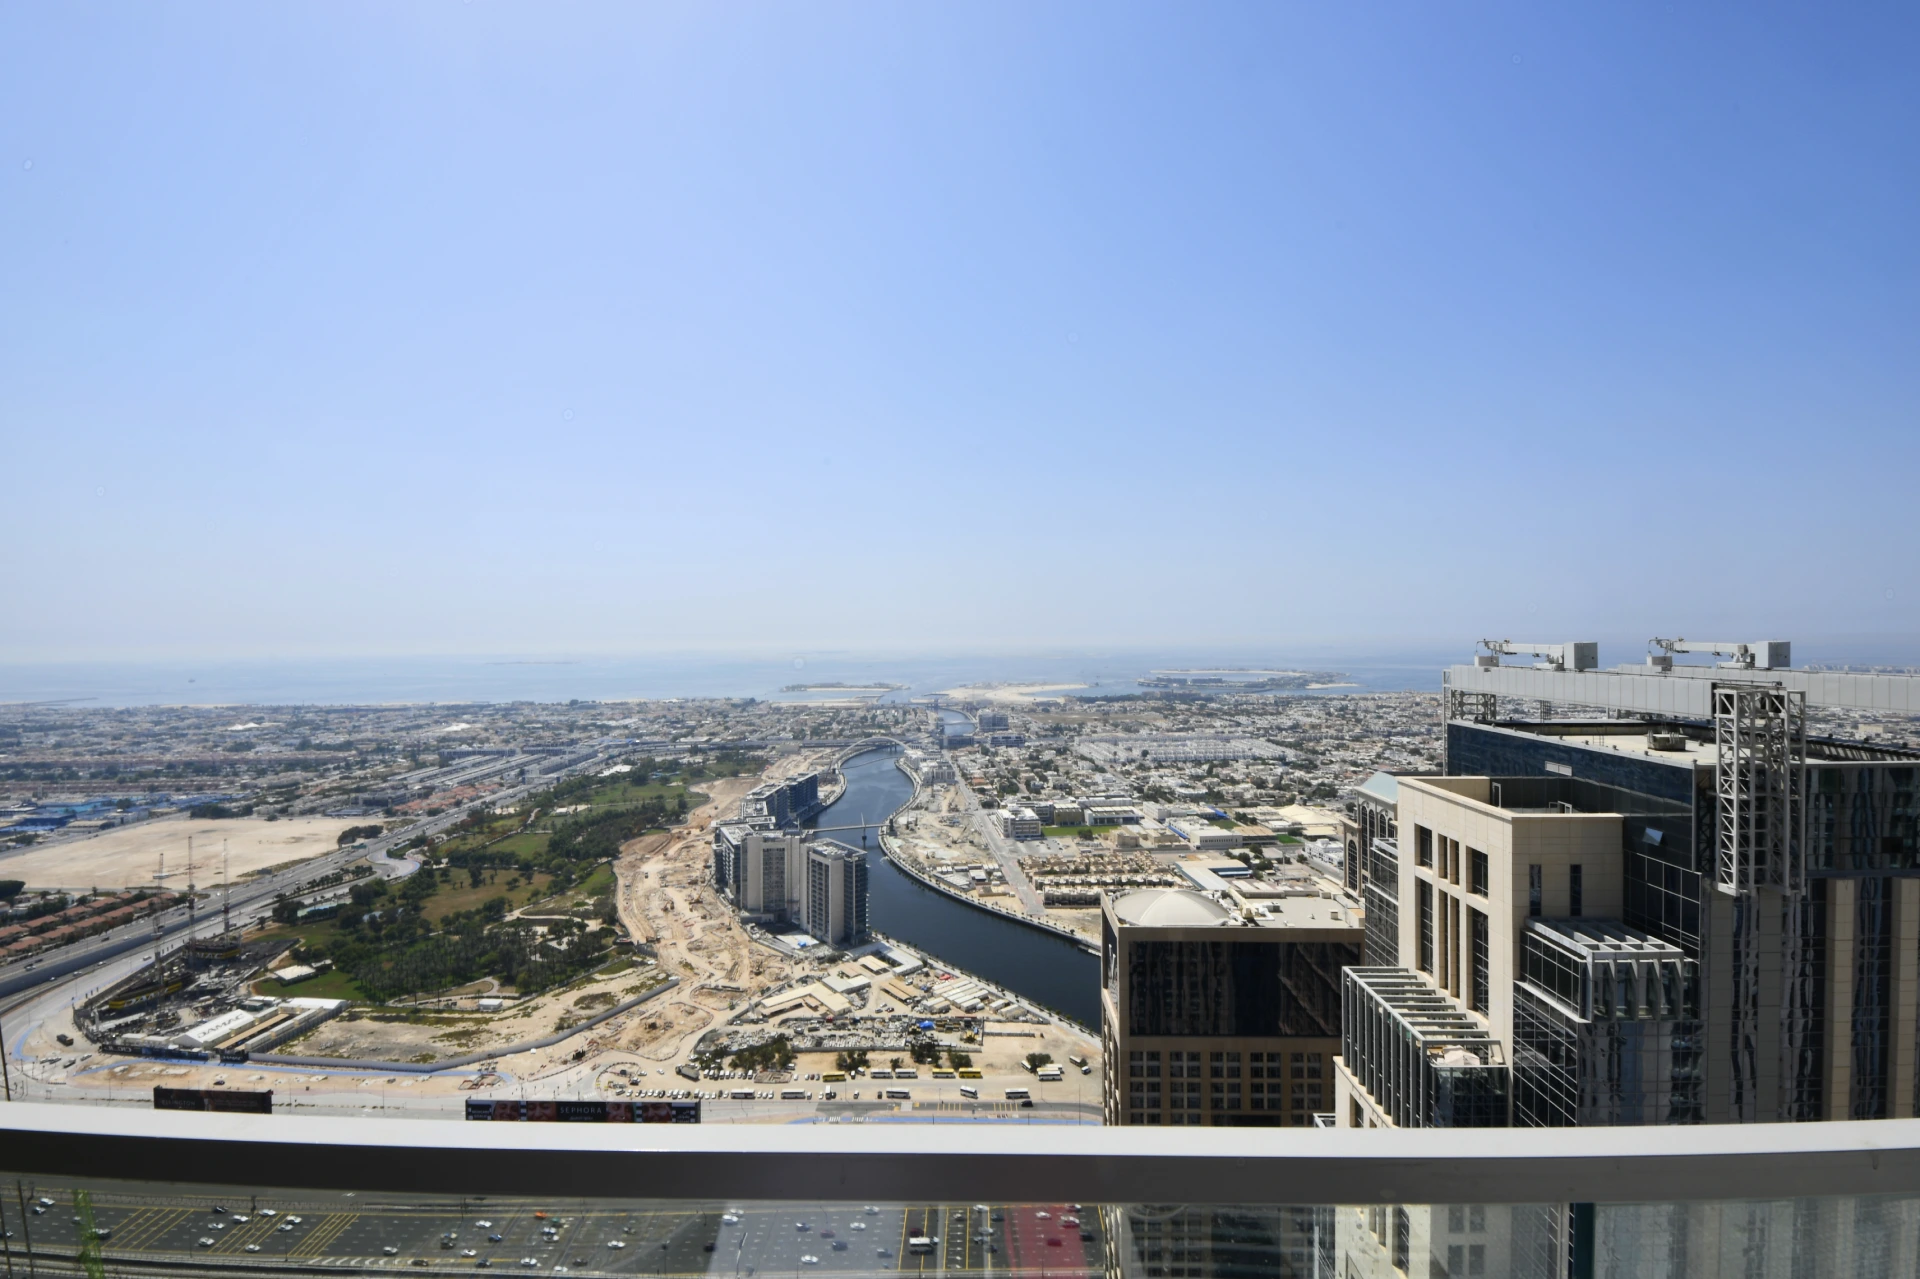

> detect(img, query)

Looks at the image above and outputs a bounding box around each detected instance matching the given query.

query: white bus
[884,1088,912,1100]
[959,1085,979,1100]
[1004,1087,1031,1101]
[780,1089,809,1100]
[907,1236,935,1254]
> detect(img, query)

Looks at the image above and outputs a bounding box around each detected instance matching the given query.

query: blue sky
[3,3,1916,662]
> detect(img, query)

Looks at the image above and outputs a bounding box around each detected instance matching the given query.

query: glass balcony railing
[5,1102,1920,1278]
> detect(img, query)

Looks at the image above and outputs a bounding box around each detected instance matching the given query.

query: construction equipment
[1474,640,1599,671]
[1647,638,1791,671]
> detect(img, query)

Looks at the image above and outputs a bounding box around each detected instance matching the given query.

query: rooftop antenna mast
[153,849,167,959]
[185,836,197,940]
[221,840,232,941]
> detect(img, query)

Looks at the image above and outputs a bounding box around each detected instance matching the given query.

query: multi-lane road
[0,755,613,1064]
[0,1180,1107,1278]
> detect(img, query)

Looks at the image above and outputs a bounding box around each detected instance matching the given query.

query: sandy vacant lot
[0,815,359,889]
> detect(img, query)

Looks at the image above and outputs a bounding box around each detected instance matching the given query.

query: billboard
[464,1099,699,1123]
[154,1086,274,1114]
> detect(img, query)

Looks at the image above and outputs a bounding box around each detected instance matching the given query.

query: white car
[720,1215,740,1226]
[259,1210,278,1218]
[461,1250,478,1258]
[800,1256,819,1266]
[198,1238,216,1248]
[851,1223,866,1232]
[288,1216,304,1225]
[233,1216,251,1224]
[476,1221,492,1229]
[605,1242,624,1250]
[518,1260,539,1268]
[245,1244,262,1254]
[384,1246,400,1255]
[279,1224,294,1233]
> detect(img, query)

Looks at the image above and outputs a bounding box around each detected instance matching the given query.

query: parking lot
[2,1183,1105,1277]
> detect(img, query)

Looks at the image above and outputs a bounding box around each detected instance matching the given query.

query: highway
[0,754,613,1071]
[0,1180,1107,1277]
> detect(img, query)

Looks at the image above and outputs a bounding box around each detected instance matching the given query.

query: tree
[947,1049,973,1069]
[889,1056,904,1072]
[1023,1052,1053,1074]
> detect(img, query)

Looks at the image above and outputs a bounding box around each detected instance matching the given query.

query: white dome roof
[1112,888,1234,928]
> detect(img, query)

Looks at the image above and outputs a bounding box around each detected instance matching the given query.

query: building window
[1419,881,1434,971]
[1468,1243,1486,1275]
[1290,1052,1323,1079]
[1469,1206,1485,1233]
[1448,1244,1464,1275]
[1469,849,1488,897]
[1129,1050,1162,1079]
[1210,1080,1242,1111]
[1416,826,1433,868]
[1470,909,1490,1014]
[1570,863,1583,917]
[1249,1052,1282,1110]
[1528,864,1542,917]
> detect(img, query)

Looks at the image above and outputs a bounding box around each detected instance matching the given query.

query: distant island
[1139,669,1347,692]
[779,682,908,693]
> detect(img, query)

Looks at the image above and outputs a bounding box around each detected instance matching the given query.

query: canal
[806,747,1103,1028]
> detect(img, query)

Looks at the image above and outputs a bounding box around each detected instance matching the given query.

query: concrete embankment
[876,825,1098,957]
[884,753,1097,955]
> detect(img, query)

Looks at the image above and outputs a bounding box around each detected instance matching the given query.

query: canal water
[806,748,1102,1028]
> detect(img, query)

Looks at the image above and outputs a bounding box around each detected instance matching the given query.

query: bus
[780,1089,809,1100]
[959,1085,979,1100]
[1004,1087,1031,1101]
[957,1068,983,1080]
[1037,1066,1064,1082]
[729,1089,756,1100]
[884,1088,912,1100]
[821,1072,847,1083]
[907,1236,935,1254]
[1068,1055,1088,1069]
[869,1070,893,1080]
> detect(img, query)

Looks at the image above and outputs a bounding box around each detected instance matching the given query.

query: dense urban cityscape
[5,643,1920,1273]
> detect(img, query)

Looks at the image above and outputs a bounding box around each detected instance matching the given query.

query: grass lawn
[566,777,709,814]
[421,870,555,924]
[483,830,552,860]
[521,863,615,917]
[1043,826,1098,840]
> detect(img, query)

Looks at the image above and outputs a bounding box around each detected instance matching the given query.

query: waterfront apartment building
[805,840,871,948]
[712,822,869,948]
[1100,883,1363,1127]
[740,772,824,827]
[1337,640,1920,1130]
